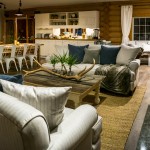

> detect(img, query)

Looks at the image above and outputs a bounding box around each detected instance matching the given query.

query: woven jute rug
[83,86,146,150]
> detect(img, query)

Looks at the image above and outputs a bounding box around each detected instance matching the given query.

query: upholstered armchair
[0,81,102,150]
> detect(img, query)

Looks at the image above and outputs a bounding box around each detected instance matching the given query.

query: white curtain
[121,5,133,44]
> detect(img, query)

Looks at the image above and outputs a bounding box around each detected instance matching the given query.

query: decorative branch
[23,58,95,81]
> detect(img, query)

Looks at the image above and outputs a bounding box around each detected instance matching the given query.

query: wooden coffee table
[23,71,105,108]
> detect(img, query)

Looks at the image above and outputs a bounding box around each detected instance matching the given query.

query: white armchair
[0,91,102,150]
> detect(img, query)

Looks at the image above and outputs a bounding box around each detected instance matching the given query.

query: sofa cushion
[100,45,121,65]
[68,44,89,63]
[0,79,71,130]
[116,44,141,65]
[82,48,100,64]
[0,74,23,92]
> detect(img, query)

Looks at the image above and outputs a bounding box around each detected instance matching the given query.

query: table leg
[68,93,81,108]
[94,84,100,104]
[74,100,81,108]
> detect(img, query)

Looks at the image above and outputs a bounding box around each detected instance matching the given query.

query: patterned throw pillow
[68,44,89,63]
[0,79,71,130]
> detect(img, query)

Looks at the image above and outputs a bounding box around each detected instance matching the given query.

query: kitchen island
[35,38,96,57]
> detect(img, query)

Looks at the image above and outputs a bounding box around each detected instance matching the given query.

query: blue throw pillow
[0,74,23,92]
[100,45,121,65]
[68,44,89,63]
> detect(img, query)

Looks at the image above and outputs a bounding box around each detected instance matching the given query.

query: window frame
[132,17,150,41]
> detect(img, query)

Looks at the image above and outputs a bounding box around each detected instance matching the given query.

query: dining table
[1,43,40,61]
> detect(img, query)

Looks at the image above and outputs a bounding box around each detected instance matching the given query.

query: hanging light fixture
[0,3,6,9]
[15,0,23,16]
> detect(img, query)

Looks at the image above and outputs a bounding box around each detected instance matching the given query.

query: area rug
[83,86,146,150]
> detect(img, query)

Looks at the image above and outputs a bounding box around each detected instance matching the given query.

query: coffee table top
[23,71,104,93]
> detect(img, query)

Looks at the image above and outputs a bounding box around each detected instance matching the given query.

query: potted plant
[49,55,58,71]
[54,52,68,74]
[66,55,77,75]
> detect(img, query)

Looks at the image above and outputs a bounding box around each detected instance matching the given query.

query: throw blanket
[95,65,131,95]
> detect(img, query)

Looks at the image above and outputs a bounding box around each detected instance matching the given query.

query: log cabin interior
[0,0,150,150]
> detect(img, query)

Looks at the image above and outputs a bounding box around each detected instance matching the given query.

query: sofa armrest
[50,104,99,150]
[128,59,140,73]
[0,92,50,150]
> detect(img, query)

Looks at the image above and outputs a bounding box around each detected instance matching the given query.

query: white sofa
[43,44,141,94]
[0,80,102,150]
[128,40,150,65]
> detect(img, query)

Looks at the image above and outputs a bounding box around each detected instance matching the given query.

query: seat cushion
[0,74,23,92]
[0,79,71,130]
[42,63,100,76]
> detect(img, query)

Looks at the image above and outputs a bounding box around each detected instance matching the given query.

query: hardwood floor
[125,65,150,150]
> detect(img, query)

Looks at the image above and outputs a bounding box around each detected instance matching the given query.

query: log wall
[5,0,150,44]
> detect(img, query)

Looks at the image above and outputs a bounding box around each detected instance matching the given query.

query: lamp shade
[15,8,23,16]
[15,0,23,16]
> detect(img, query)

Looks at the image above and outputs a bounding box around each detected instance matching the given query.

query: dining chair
[0,46,6,74]
[4,45,18,73]
[15,44,29,71]
[26,43,39,68]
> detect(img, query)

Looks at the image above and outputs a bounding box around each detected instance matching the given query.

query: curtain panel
[121,5,133,44]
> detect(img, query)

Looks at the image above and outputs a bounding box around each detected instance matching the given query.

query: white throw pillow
[142,43,150,52]
[116,44,141,65]
[0,79,71,130]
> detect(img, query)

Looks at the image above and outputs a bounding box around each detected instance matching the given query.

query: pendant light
[15,0,23,16]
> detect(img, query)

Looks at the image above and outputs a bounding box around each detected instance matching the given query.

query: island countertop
[35,38,97,41]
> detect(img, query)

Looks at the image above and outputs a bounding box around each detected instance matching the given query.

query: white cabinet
[35,13,49,28]
[79,11,99,28]
[63,40,78,47]
[49,12,79,27]
[35,39,56,57]
[35,11,99,30]
[77,41,94,46]
[35,39,95,57]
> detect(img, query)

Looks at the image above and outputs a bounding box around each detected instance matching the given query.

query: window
[133,17,150,41]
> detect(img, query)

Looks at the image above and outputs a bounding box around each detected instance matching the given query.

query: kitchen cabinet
[35,39,95,57]
[77,41,94,46]
[35,11,99,30]
[49,12,79,26]
[79,11,99,28]
[35,13,49,28]
[35,39,56,57]
[62,40,78,47]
